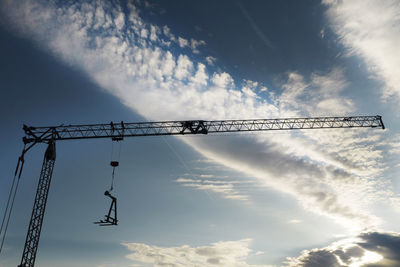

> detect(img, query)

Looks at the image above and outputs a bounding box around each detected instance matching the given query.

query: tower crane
[1,115,384,267]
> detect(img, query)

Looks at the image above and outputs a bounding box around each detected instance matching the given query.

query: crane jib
[22,115,384,144]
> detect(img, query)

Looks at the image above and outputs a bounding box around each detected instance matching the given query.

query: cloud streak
[123,239,272,267]
[176,176,250,201]
[323,0,400,102]
[236,0,273,49]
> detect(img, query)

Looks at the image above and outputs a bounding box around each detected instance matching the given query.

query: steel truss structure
[22,115,384,145]
[16,115,384,266]
[18,142,55,267]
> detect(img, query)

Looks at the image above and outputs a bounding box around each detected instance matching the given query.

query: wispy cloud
[1,0,398,230]
[278,68,353,116]
[323,0,400,103]
[176,176,250,201]
[122,239,273,267]
[205,56,217,66]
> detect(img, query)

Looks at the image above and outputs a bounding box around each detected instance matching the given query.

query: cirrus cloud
[323,0,400,103]
[123,239,272,267]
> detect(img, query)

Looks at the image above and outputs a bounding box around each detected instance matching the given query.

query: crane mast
[19,142,55,267]
[15,115,383,267]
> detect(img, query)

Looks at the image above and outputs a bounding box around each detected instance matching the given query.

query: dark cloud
[359,232,400,266]
[293,250,342,267]
[287,231,400,267]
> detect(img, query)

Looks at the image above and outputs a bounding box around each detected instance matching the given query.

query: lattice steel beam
[22,116,384,144]
[19,142,56,267]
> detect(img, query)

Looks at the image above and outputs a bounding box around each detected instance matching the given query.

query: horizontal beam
[22,115,384,144]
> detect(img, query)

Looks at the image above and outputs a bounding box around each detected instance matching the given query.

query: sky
[0,0,400,266]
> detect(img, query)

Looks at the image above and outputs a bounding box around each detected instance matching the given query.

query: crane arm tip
[377,115,385,130]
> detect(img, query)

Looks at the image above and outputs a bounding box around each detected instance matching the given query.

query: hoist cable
[117,141,122,162]
[108,140,122,192]
[110,140,115,162]
[0,161,18,239]
[161,137,214,201]
[110,167,115,192]
[0,168,23,253]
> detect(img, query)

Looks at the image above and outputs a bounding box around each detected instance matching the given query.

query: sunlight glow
[349,250,383,267]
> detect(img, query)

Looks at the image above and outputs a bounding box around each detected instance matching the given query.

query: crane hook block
[110,161,119,167]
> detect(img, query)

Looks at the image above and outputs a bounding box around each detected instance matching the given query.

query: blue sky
[1,0,400,266]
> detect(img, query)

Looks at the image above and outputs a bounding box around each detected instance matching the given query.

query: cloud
[323,0,400,102]
[1,0,398,230]
[175,176,249,201]
[178,36,189,48]
[205,56,217,65]
[211,72,234,88]
[185,133,382,228]
[286,231,400,267]
[279,68,353,116]
[122,239,273,267]
[163,25,176,42]
[190,63,208,86]
[190,38,206,54]
[174,35,205,53]
[174,55,194,80]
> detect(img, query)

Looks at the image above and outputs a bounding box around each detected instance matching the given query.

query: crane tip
[377,115,385,129]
